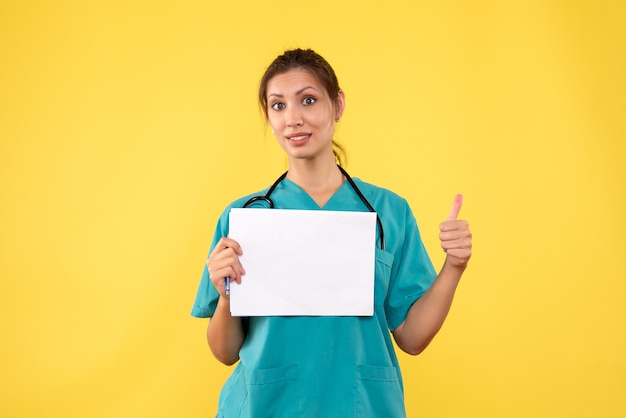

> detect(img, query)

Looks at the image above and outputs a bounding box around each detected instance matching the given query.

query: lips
[285,133,311,142]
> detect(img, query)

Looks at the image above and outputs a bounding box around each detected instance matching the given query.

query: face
[265,69,344,163]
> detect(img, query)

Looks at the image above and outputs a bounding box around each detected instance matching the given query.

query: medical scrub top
[191,176,437,418]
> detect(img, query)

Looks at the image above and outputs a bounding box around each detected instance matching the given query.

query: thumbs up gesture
[439,194,472,269]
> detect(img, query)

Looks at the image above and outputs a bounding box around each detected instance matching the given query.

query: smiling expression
[265,69,344,163]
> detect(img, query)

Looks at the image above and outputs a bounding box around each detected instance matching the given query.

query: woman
[191,48,472,417]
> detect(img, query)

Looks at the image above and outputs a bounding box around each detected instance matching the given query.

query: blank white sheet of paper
[228,208,377,317]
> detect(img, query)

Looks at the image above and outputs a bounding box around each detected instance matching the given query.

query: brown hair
[258,48,347,166]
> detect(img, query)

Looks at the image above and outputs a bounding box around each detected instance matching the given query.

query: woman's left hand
[439,194,472,269]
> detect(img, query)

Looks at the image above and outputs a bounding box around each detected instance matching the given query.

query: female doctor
[191,48,472,417]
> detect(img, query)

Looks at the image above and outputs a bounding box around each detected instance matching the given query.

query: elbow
[401,342,428,356]
[219,356,240,366]
[207,334,241,366]
[210,346,240,366]
[206,320,244,366]
[404,348,424,356]
[394,328,433,356]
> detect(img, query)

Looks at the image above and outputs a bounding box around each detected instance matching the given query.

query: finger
[207,250,246,282]
[440,225,471,241]
[440,221,470,236]
[210,265,244,286]
[447,194,464,221]
[219,237,243,255]
[440,235,472,252]
[222,250,246,277]
[440,220,469,232]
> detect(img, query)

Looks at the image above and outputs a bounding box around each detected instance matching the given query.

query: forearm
[393,258,464,355]
[207,297,245,365]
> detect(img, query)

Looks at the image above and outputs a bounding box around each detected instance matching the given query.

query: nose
[285,106,303,127]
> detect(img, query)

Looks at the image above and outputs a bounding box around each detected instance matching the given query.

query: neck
[286,154,343,191]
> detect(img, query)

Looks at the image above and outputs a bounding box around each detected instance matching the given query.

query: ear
[335,90,346,121]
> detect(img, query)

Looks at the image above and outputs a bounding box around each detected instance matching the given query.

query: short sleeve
[190,209,231,318]
[384,201,437,331]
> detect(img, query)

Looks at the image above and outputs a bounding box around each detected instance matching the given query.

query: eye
[271,102,285,111]
[302,96,316,106]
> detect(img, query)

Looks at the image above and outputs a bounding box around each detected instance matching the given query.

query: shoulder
[210,187,269,230]
[351,178,420,230]
[209,187,270,239]
[229,188,270,209]
[352,178,410,208]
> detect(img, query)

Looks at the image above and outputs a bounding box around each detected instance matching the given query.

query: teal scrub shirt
[192,177,437,418]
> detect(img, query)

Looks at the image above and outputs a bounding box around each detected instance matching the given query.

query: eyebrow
[267,86,319,98]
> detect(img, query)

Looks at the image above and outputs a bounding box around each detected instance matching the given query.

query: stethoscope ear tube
[242,171,287,209]
[242,195,275,208]
[337,166,385,251]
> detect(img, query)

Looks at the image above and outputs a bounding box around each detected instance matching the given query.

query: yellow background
[1,1,625,417]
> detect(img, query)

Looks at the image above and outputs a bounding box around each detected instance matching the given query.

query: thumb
[447,194,464,221]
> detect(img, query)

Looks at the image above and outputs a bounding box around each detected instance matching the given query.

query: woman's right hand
[206,237,245,297]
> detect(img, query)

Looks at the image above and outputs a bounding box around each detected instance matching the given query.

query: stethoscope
[243,165,385,250]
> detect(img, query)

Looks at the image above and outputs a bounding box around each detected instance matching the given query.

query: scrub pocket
[355,364,405,418]
[374,248,394,306]
[247,364,299,418]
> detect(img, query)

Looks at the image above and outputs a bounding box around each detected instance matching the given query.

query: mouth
[285,133,311,142]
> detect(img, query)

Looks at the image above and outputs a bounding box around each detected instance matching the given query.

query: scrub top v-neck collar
[279,177,353,210]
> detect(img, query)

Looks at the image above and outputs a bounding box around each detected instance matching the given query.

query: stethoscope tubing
[242,166,385,250]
